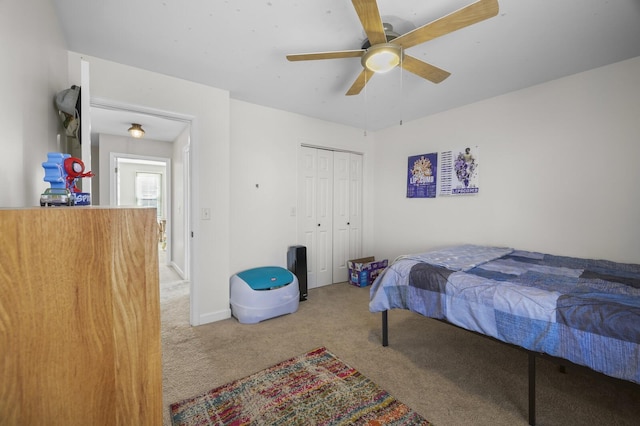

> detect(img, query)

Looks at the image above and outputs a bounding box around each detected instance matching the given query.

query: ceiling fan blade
[352,0,387,45]
[345,69,372,96]
[286,50,365,62]
[401,55,451,84]
[392,0,499,50]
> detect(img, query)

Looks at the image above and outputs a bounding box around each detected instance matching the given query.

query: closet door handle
[317,224,321,227]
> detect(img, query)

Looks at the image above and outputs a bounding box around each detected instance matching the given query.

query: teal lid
[237,267,294,290]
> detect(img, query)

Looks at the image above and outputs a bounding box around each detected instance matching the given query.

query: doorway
[91,98,193,290]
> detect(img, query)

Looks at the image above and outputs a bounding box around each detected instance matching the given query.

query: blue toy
[42,152,70,189]
[41,152,94,206]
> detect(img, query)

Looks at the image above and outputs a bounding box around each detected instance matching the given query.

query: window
[136,172,162,218]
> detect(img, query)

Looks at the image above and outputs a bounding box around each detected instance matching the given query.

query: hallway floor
[158,246,189,303]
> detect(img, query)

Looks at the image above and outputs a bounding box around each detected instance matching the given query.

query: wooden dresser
[0,207,162,425]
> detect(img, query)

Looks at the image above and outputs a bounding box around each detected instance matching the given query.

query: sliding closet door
[299,147,362,286]
[333,152,363,282]
[348,153,363,262]
[315,150,334,287]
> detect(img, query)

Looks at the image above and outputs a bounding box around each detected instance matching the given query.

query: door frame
[182,145,191,280]
[109,153,172,262]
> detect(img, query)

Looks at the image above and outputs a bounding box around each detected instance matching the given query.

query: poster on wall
[407,153,438,198]
[439,146,479,196]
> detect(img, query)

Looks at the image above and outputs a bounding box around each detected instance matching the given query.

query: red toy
[63,157,94,193]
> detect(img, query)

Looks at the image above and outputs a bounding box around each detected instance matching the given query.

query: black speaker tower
[287,245,308,301]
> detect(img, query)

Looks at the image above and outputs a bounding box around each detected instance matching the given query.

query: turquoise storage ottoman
[230,266,299,324]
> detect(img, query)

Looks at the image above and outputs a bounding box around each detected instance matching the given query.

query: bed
[369,245,640,425]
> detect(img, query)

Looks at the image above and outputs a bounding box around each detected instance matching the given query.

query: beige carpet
[159,267,639,425]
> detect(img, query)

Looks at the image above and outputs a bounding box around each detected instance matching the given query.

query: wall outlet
[201,208,211,220]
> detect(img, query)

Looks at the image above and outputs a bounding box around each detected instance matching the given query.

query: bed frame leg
[528,352,536,426]
[382,310,388,347]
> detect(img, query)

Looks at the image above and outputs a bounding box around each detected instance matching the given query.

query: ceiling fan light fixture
[128,123,145,138]
[362,43,402,74]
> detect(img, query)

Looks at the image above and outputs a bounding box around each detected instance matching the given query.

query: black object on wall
[287,245,308,301]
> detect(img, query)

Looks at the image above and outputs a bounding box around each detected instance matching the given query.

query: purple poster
[407,153,437,198]
[439,146,480,196]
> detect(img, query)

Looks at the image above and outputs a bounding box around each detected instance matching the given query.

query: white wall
[68,53,231,326]
[0,0,68,207]
[373,56,640,264]
[229,100,375,275]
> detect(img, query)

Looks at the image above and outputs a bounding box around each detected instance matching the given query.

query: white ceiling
[90,106,188,143]
[52,0,640,137]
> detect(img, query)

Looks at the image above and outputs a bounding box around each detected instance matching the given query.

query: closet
[298,146,363,288]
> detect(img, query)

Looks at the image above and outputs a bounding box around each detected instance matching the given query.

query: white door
[298,148,317,287]
[348,153,363,261]
[332,152,350,282]
[299,147,363,286]
[333,152,363,282]
[298,147,333,288]
[316,150,333,287]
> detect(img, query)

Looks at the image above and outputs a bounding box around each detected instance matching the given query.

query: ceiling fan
[286,0,499,96]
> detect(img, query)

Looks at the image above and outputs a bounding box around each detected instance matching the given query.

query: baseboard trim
[170,261,186,280]
[198,308,231,325]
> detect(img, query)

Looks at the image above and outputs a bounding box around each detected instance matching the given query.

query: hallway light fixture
[128,123,145,138]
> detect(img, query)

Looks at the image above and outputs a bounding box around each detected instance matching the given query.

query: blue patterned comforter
[369,245,640,384]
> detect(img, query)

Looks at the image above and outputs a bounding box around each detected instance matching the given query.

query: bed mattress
[369,245,640,384]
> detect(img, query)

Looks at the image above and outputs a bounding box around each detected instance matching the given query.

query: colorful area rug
[170,347,431,425]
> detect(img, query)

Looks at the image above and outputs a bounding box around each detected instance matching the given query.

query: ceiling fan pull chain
[364,69,368,136]
[399,48,404,126]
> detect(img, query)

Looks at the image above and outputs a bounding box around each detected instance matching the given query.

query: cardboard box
[348,256,388,287]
